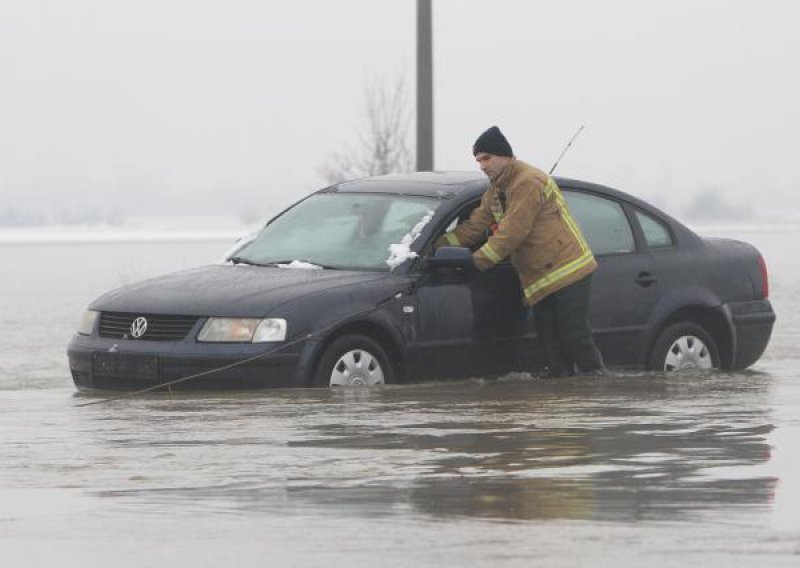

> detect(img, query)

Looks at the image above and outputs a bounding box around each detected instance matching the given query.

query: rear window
[635,209,674,249]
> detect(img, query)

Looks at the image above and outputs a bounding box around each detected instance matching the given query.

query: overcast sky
[1,0,798,223]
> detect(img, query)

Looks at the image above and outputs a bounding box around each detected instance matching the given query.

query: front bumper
[723,299,776,370]
[67,334,302,390]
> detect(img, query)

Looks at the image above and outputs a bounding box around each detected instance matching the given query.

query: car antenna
[549,125,585,175]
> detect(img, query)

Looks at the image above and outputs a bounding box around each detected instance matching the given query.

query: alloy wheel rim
[329,349,385,386]
[664,335,713,372]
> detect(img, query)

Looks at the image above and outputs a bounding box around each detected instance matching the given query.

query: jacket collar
[493,158,518,192]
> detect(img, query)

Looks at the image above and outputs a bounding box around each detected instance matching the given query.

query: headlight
[77,310,99,336]
[252,318,288,342]
[197,318,287,343]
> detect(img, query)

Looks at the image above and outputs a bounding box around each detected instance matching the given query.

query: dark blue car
[67,172,775,390]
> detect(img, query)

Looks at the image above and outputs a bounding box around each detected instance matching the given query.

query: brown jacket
[439,159,597,305]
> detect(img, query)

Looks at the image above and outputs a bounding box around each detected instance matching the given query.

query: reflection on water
[37,373,774,525]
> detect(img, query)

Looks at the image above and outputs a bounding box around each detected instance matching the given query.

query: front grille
[99,312,199,341]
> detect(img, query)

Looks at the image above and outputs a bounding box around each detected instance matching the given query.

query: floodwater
[1,226,799,567]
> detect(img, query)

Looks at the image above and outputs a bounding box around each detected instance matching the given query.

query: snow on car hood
[91,264,388,317]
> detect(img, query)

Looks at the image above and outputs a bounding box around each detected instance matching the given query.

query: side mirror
[426,246,474,271]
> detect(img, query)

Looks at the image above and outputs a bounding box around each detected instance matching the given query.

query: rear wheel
[312,334,394,387]
[649,322,719,372]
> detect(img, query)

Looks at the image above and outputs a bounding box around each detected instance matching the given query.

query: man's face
[475,152,511,182]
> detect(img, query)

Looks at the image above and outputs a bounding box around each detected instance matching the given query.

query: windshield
[231,193,440,270]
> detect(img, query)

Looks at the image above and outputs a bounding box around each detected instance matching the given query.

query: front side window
[232,193,439,270]
[442,201,481,238]
[563,191,635,255]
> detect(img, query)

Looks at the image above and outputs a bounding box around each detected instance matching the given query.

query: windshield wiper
[228,256,265,266]
[229,256,338,269]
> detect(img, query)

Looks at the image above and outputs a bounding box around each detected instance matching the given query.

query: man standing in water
[437,126,605,377]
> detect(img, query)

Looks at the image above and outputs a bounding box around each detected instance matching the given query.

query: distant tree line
[680,188,751,222]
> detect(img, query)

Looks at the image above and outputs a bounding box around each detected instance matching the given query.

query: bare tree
[319,74,414,184]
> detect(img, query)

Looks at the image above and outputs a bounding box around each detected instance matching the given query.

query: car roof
[328,171,626,201]
[329,171,488,197]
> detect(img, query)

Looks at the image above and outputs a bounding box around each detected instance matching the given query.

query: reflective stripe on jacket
[441,159,597,306]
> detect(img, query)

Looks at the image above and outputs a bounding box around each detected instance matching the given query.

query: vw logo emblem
[130,317,148,339]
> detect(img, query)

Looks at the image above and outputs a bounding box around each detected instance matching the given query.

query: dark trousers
[534,274,604,376]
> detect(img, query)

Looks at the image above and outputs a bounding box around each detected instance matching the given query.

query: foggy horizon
[2,0,798,228]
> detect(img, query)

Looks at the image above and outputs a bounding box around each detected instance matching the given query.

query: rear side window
[563,191,635,255]
[635,210,674,249]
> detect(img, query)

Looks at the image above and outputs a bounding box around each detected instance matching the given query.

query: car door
[563,189,661,366]
[409,200,529,380]
[407,262,476,380]
[465,259,529,375]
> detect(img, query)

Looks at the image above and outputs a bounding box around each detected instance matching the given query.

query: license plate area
[92,352,160,380]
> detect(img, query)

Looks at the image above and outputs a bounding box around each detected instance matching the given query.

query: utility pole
[416,0,433,171]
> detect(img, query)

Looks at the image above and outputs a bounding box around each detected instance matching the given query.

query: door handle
[635,271,657,287]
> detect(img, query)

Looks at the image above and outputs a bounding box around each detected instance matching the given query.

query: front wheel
[648,322,719,372]
[312,334,394,387]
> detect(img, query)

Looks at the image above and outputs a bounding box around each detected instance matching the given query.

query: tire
[648,321,719,372]
[312,334,395,387]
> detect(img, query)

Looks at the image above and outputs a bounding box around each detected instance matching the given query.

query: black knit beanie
[472,126,513,157]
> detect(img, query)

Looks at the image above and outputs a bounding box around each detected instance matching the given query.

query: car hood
[91,264,390,317]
